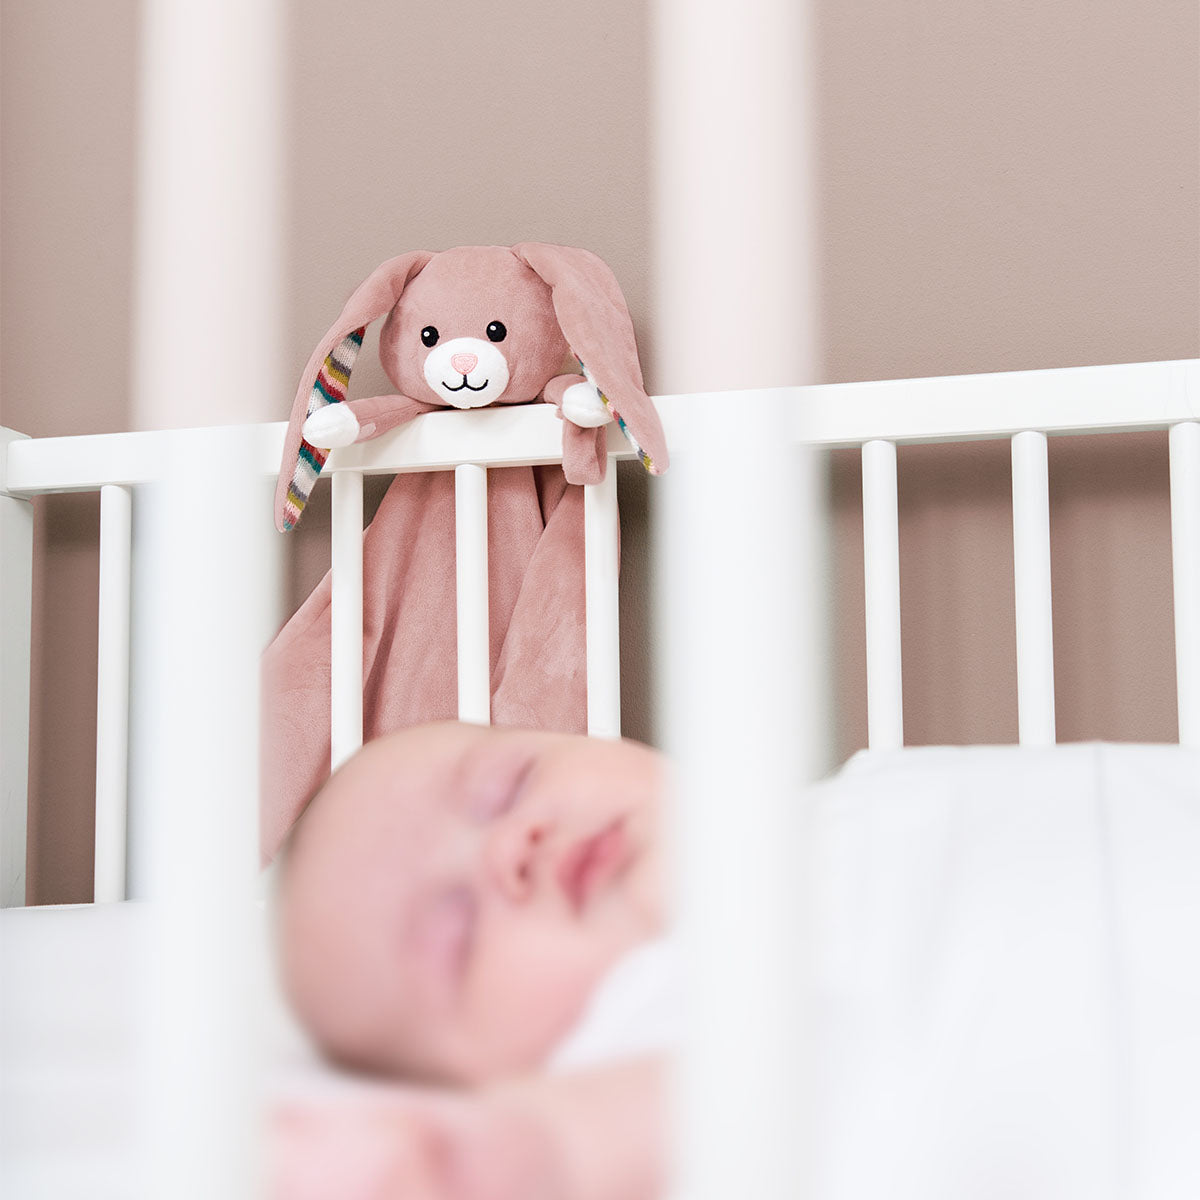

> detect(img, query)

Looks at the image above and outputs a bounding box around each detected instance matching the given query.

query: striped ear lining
[281,327,366,531]
[577,358,656,474]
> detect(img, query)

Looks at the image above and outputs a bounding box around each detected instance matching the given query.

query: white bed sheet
[2,742,1198,1199]
[808,742,1200,1199]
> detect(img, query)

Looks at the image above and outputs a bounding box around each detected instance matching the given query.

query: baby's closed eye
[462,750,536,823]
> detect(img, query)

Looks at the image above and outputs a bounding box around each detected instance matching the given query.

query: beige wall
[1,0,141,904]
[3,0,1196,902]
[818,0,1198,759]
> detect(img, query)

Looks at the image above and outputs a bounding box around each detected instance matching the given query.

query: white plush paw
[561,381,612,428]
[302,404,359,448]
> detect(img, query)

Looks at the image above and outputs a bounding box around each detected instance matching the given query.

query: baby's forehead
[284,749,422,873]
[325,738,464,834]
[304,724,517,847]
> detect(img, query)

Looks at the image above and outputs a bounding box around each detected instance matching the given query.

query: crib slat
[455,464,491,725]
[1012,430,1056,745]
[132,436,272,1200]
[584,467,621,738]
[660,395,817,1200]
[862,439,903,750]
[0,430,33,908]
[1170,421,1200,746]
[94,485,132,904]
[132,1,280,1194]
[331,469,364,768]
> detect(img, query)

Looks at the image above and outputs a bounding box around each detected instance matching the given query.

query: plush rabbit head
[274,243,667,532]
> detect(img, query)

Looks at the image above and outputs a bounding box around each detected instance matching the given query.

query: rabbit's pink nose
[451,353,479,376]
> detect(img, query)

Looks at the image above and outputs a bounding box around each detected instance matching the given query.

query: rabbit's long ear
[511,243,668,475]
[274,251,434,531]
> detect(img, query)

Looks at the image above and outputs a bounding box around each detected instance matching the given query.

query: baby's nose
[487,825,544,903]
[451,352,479,377]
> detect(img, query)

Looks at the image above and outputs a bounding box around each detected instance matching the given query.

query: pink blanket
[260,244,667,859]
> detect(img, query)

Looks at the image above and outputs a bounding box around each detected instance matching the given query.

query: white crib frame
[1,357,1198,1199]
[3,0,1194,1194]
[1,354,1196,912]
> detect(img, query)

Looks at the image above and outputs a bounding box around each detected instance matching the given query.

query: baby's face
[279,723,665,1083]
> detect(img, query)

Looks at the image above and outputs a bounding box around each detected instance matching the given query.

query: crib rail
[1,354,1198,908]
[7,358,1197,496]
[797,356,1199,446]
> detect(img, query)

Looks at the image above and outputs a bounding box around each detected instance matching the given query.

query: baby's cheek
[468,923,610,1074]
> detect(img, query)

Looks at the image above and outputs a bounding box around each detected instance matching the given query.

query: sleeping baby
[271,724,1200,1200]
[272,721,672,1200]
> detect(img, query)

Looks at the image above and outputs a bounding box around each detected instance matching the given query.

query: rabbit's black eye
[421,326,439,348]
[486,321,507,343]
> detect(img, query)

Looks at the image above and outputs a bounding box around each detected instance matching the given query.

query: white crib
[5,356,1196,897]
[2,357,1198,1198]
[3,0,1199,1194]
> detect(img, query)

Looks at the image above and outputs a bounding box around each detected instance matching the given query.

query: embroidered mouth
[442,377,490,393]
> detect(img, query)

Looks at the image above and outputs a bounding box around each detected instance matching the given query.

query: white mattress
[809,742,1200,1199]
[3,742,1198,1199]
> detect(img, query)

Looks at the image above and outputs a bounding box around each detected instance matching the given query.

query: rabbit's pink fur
[379,246,571,405]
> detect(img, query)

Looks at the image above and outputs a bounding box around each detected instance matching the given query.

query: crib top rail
[4,358,1196,497]
[738,356,1197,447]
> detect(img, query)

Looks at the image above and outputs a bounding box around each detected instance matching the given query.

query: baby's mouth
[557,821,630,914]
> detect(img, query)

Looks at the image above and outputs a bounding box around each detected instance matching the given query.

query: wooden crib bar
[661,394,815,1200]
[1170,420,1200,747]
[861,438,903,750]
[584,468,622,739]
[330,470,365,770]
[93,484,133,903]
[455,464,491,726]
[1011,430,1057,746]
[0,429,33,907]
